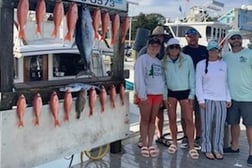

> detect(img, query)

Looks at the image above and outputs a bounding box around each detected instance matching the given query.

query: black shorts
[168,89,190,100]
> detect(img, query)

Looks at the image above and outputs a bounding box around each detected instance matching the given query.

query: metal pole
[128,17,132,46]
[127,1,139,46]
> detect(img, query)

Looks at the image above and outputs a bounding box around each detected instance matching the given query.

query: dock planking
[72,130,251,168]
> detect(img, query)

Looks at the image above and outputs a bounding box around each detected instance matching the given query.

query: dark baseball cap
[185,28,200,36]
[148,38,161,45]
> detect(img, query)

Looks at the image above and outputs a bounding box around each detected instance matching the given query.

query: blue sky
[128,0,252,19]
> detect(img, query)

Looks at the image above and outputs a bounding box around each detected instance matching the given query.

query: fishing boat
[0,1,130,167]
[163,6,231,46]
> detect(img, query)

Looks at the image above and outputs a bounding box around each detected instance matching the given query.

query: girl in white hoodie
[134,38,164,158]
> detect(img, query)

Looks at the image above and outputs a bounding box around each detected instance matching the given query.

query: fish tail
[54,119,60,127]
[18,120,24,128]
[18,28,25,39]
[64,114,69,121]
[64,31,72,41]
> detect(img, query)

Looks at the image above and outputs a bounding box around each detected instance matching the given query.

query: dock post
[110,140,122,153]
[0,0,14,92]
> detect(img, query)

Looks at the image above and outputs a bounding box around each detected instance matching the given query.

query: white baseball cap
[167,38,180,46]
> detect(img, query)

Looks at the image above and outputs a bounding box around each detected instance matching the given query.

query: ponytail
[204,54,209,74]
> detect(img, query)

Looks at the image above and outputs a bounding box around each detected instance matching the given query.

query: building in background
[218,4,252,48]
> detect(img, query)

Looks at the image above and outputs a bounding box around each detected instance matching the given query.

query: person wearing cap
[196,40,231,160]
[137,26,172,148]
[138,26,170,59]
[181,28,208,149]
[222,30,252,166]
[134,38,165,157]
[162,38,199,159]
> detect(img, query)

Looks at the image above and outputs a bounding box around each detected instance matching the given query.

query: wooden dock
[71,93,251,168]
[72,129,250,168]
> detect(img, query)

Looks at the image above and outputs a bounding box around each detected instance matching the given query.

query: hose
[80,144,109,162]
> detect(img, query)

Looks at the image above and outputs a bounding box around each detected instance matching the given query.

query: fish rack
[0,0,130,167]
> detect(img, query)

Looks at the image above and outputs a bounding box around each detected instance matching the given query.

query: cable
[64,154,74,168]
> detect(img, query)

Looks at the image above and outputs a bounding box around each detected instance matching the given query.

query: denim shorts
[226,100,252,126]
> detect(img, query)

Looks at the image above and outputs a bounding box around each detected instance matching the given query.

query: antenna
[205,0,224,11]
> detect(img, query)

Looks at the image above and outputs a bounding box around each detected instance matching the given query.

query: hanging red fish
[49,91,60,127]
[17,0,29,39]
[110,85,116,108]
[101,12,110,40]
[92,8,101,40]
[33,93,42,126]
[51,0,64,38]
[64,89,72,121]
[99,85,107,112]
[119,83,125,106]
[35,0,46,36]
[16,94,26,128]
[121,16,130,43]
[111,13,120,45]
[64,2,78,41]
[89,87,97,116]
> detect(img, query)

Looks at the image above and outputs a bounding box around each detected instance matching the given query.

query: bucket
[133,28,150,52]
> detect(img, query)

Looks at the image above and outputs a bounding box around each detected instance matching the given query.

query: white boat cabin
[13,39,113,84]
[163,21,231,47]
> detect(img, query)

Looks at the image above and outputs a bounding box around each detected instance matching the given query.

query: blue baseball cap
[185,28,200,36]
[207,40,219,50]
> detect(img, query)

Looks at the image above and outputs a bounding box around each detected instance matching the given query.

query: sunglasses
[168,45,180,49]
[230,36,241,40]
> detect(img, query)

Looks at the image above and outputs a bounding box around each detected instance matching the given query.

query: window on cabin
[213,28,216,38]
[14,58,18,79]
[52,53,110,77]
[217,28,220,39]
[206,26,212,41]
[53,53,84,77]
[222,29,226,38]
[23,55,47,82]
[29,56,43,81]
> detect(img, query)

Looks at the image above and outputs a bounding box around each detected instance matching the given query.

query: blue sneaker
[247,155,252,167]
[223,147,240,153]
